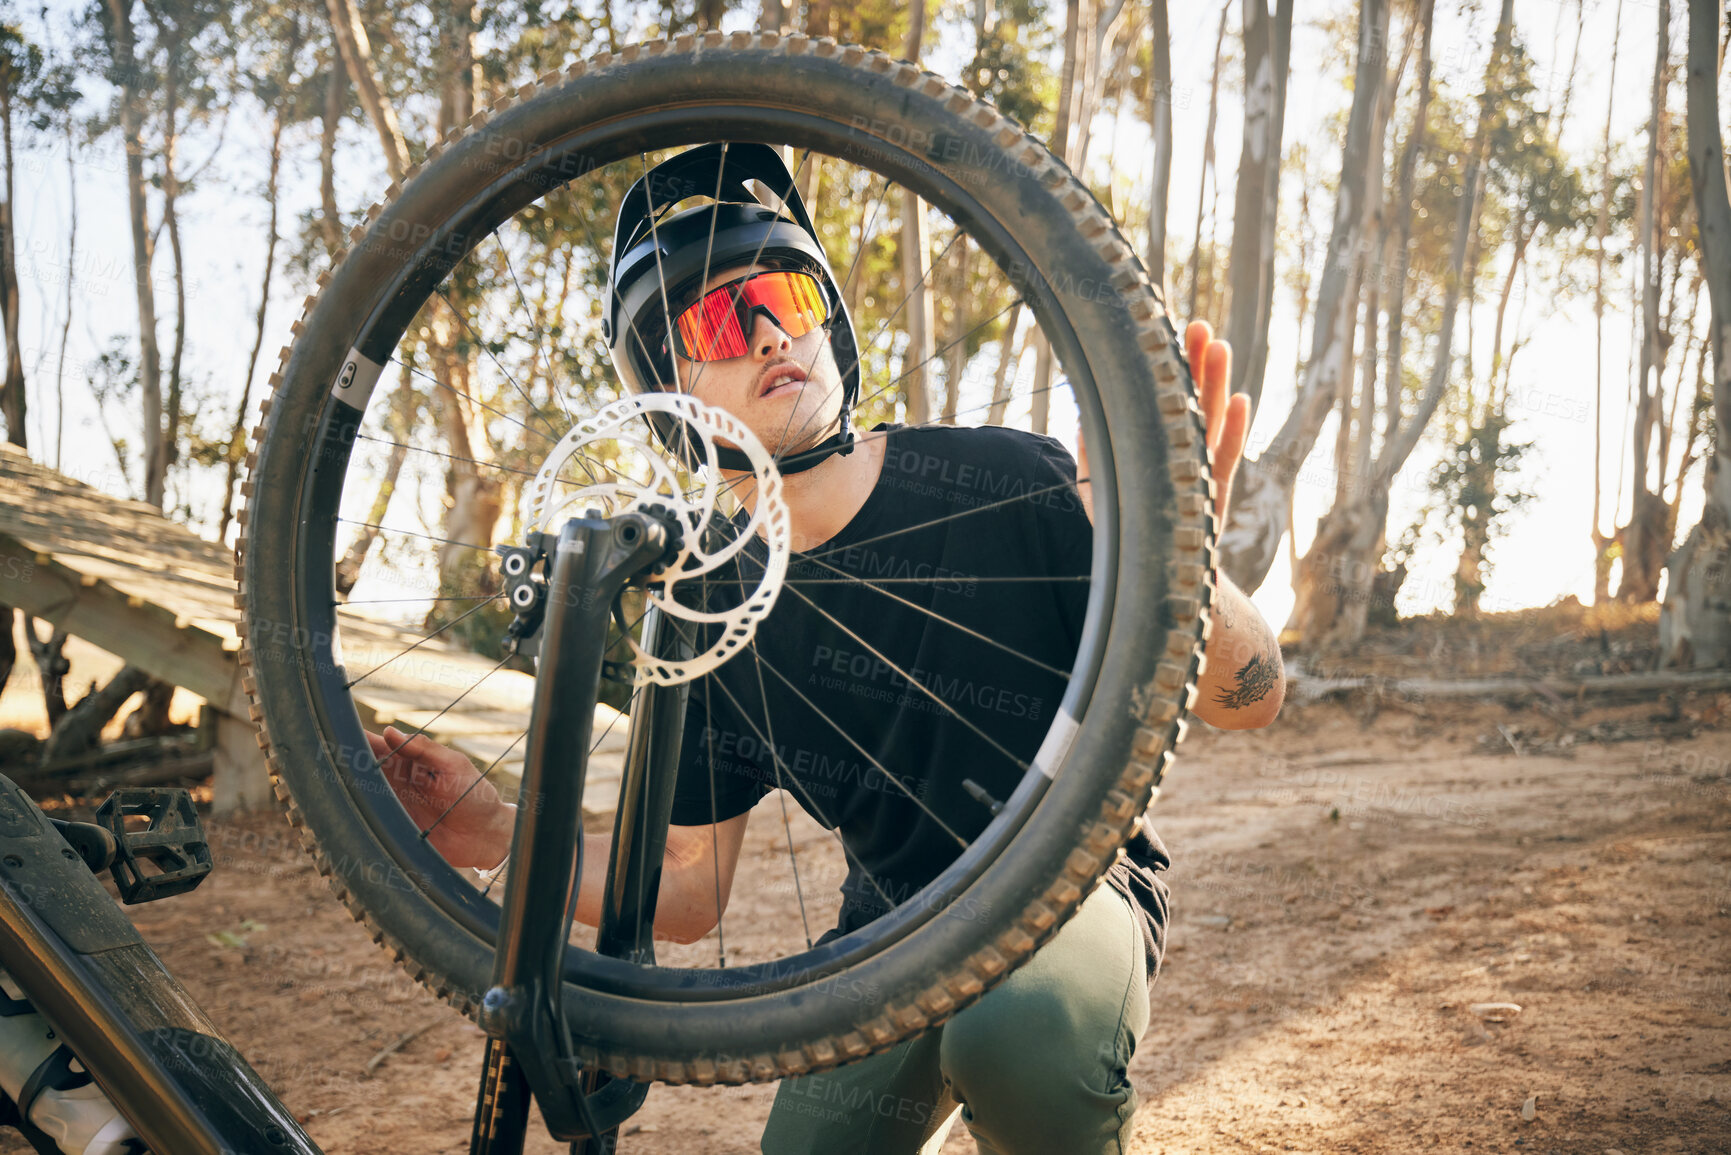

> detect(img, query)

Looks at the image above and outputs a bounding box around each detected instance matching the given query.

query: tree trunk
[124,679,176,739]
[1659,0,1731,667]
[758,0,791,33]
[1287,13,1405,645]
[0,65,27,663]
[1145,0,1173,286]
[105,0,166,508]
[1621,0,1671,604]
[1592,0,1626,606]
[25,619,69,728]
[40,665,151,765]
[221,99,287,543]
[900,196,941,427]
[1382,0,1435,446]
[942,239,967,424]
[1071,0,1127,171]
[0,608,12,703]
[1187,3,1229,320]
[324,0,409,182]
[986,301,1023,426]
[54,115,76,469]
[899,0,934,426]
[1241,0,1294,409]
[804,0,830,38]
[320,50,345,255]
[1224,0,1293,409]
[1217,0,1394,594]
[1254,0,1495,607]
[158,29,187,482]
[431,318,501,603]
[335,364,416,596]
[0,74,23,449]
[1029,0,1095,435]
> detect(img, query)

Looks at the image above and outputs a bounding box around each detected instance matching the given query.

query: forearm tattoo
[1214,651,1279,709]
[1213,605,1280,710]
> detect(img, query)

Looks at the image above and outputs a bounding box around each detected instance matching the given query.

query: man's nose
[749,312,793,359]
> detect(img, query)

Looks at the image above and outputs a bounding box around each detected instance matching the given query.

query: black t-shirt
[667,424,1169,979]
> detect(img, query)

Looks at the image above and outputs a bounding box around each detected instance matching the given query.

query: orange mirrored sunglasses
[671,270,831,362]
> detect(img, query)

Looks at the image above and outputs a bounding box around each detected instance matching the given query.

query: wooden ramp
[0,443,626,816]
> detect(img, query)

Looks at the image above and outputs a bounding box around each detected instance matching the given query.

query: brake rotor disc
[523,392,790,685]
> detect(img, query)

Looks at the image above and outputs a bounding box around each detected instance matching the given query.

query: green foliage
[1426,409,1535,609]
[959,0,1054,133]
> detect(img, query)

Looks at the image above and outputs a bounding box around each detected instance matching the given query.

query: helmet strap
[713,406,856,475]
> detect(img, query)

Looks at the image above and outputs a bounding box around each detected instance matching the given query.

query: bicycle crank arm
[475,513,666,1149]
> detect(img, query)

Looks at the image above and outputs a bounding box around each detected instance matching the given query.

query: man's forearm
[479,819,699,940]
[1194,574,1284,729]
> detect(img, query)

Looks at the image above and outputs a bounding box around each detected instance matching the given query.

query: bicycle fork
[470,512,670,1154]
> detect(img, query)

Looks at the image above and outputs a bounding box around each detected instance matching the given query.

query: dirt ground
[4,608,1730,1153]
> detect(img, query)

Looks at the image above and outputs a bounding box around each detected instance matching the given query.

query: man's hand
[1073,320,1252,525]
[368,727,515,870]
[1185,320,1252,524]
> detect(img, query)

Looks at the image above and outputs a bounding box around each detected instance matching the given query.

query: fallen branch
[1289,668,1731,705]
[364,1020,442,1077]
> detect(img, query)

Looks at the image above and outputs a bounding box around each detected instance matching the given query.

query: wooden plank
[0,532,244,714]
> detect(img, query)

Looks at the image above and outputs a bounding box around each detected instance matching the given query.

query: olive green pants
[760,884,1150,1155]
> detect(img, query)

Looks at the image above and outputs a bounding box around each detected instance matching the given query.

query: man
[373,145,1283,1154]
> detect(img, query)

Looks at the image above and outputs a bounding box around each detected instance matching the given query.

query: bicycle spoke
[776,580,1032,779]
[748,639,813,950]
[701,665,902,909]
[343,595,506,690]
[422,728,527,843]
[377,652,516,762]
[790,551,1072,679]
[703,366,1074,516]
[355,431,541,479]
[389,352,558,445]
[443,682,633,855]
[800,477,1089,566]
[495,227,576,427]
[773,286,1021,463]
[701,669,728,968]
[335,517,494,554]
[337,593,504,606]
[714,639,969,848]
[435,288,564,444]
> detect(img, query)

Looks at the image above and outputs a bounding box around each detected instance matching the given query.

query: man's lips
[757,363,808,399]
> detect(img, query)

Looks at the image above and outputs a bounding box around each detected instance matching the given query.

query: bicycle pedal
[93,788,213,904]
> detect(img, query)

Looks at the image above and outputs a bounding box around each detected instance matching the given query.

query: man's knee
[940,981,1109,1097]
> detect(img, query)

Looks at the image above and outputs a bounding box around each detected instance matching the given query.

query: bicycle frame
[472,511,676,1152]
[0,773,319,1155]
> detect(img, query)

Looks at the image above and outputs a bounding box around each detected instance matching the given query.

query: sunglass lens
[676,289,748,361]
[672,271,830,361]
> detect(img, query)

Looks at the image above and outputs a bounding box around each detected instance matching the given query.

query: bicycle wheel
[238,33,1213,1086]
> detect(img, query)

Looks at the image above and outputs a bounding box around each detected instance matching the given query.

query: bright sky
[9,0,1720,631]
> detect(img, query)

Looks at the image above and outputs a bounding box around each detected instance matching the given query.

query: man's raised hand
[1073,319,1252,527]
[367,726,515,870]
[1184,320,1251,527]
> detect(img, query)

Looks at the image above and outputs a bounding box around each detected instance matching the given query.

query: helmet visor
[671,270,830,363]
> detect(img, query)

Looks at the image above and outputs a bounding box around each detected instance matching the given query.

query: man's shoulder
[877,423,1074,474]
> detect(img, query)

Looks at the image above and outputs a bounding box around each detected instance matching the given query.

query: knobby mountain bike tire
[237,33,1215,1086]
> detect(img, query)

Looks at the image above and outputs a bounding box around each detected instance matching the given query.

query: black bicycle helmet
[604,142,859,473]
